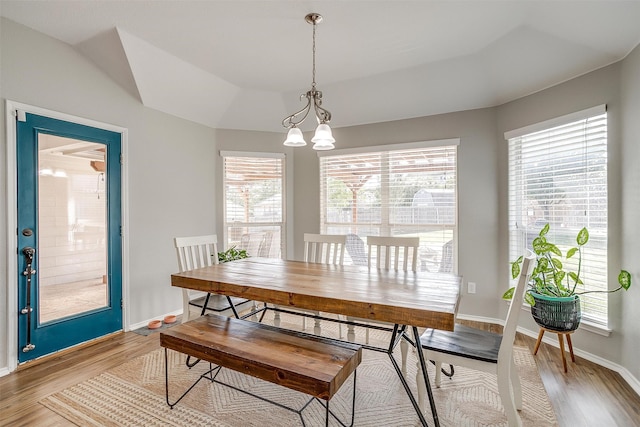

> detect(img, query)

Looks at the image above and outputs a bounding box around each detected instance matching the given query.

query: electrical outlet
[468,281,476,294]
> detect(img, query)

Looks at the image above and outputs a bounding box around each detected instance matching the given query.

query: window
[506,106,608,326]
[221,151,285,258]
[319,140,458,272]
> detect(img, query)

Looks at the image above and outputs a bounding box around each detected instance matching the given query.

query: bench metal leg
[205,369,358,426]
[165,347,358,426]
[165,348,221,409]
[312,369,357,427]
[326,399,330,427]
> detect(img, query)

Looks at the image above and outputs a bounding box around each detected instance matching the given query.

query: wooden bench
[161,314,362,426]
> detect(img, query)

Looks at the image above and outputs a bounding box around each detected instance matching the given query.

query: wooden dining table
[171,257,461,426]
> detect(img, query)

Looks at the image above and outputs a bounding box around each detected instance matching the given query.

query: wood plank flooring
[1,321,639,426]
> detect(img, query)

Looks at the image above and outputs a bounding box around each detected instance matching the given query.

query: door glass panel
[38,134,108,323]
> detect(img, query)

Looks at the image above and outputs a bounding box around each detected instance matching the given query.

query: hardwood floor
[485,321,640,427]
[1,323,639,426]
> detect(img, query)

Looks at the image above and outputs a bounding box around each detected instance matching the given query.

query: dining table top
[171,257,462,331]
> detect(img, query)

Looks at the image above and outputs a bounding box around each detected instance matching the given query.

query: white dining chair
[174,234,249,323]
[347,236,420,339]
[273,233,347,337]
[366,236,420,272]
[346,236,420,373]
[414,251,536,426]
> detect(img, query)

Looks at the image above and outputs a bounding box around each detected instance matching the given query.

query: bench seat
[160,314,362,401]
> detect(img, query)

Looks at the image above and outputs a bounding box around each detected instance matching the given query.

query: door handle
[21,246,36,352]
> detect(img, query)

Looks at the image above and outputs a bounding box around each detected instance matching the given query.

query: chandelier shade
[283,127,307,147]
[311,124,335,150]
[282,13,335,150]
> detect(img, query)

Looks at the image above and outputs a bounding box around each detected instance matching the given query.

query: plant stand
[533,327,575,373]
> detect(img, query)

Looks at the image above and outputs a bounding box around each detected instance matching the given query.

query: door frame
[4,100,130,373]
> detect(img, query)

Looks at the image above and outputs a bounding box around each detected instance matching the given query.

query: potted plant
[217,245,249,263]
[503,223,632,332]
[206,245,251,313]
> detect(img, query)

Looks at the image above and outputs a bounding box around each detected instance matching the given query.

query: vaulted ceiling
[2,1,639,133]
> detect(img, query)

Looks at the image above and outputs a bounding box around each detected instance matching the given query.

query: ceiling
[2,1,639,133]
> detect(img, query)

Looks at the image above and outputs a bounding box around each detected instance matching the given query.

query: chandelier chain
[312,21,316,90]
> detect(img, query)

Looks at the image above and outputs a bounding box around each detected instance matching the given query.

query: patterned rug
[40,313,558,426]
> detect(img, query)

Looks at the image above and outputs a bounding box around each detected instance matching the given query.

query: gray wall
[1,17,638,387]
[289,108,501,318]
[620,44,640,382]
[0,18,220,370]
[495,62,630,366]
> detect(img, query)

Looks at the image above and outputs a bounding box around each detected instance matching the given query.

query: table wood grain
[172,257,461,331]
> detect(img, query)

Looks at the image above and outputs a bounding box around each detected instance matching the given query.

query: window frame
[220,151,286,259]
[318,139,459,271]
[505,105,610,328]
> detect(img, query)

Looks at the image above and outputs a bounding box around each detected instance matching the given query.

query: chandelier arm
[282,92,312,128]
[313,94,332,124]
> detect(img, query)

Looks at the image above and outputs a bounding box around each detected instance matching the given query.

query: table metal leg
[413,326,440,427]
[199,293,212,316]
[227,295,240,318]
[384,325,430,426]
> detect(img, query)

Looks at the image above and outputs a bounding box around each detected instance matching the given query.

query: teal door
[16,112,122,362]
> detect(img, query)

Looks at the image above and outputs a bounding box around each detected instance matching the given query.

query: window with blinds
[221,152,285,259]
[507,107,608,325]
[319,141,458,272]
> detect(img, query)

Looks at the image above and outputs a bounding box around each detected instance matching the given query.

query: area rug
[40,313,558,426]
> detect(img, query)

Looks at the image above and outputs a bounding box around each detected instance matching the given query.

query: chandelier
[282,13,335,150]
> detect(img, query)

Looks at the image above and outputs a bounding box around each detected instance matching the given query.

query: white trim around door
[3,100,130,374]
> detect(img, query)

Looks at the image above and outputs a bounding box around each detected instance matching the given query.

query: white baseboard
[618,367,640,397]
[127,299,257,331]
[0,367,11,377]
[455,313,640,397]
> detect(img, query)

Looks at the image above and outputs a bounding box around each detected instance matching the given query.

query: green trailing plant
[217,246,249,263]
[503,223,631,306]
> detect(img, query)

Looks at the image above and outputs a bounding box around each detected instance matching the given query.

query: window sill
[576,319,612,337]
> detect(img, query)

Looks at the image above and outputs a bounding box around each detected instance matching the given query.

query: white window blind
[507,110,609,325]
[221,153,285,259]
[320,143,457,272]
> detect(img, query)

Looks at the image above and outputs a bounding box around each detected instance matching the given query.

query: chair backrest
[174,234,219,272]
[366,236,420,272]
[498,251,535,360]
[238,233,263,257]
[439,240,454,273]
[345,233,368,266]
[303,233,346,265]
[258,231,281,258]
